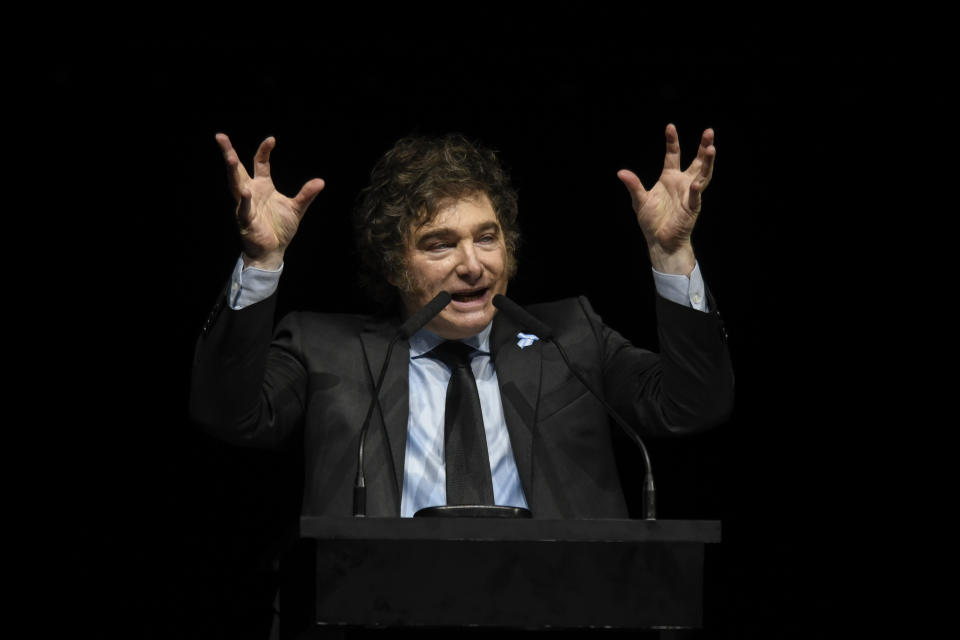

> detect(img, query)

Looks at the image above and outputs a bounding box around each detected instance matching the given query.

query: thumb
[292,178,326,217]
[617,169,647,211]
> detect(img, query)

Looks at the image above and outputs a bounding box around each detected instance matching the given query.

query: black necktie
[427,341,495,505]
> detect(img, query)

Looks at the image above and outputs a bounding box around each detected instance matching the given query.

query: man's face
[396,194,509,340]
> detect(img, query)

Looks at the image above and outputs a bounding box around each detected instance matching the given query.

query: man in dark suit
[190,128,733,519]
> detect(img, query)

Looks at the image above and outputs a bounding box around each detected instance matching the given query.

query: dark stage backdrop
[44,21,906,639]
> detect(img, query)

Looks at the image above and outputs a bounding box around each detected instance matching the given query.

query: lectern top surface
[300,516,721,543]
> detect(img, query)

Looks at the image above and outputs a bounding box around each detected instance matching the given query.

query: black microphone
[354,291,452,516]
[492,294,657,520]
[398,291,452,338]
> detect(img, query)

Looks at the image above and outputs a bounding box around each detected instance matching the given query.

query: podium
[287,517,720,636]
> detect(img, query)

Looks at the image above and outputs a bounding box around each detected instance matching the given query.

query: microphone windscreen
[398,291,452,338]
[493,294,554,339]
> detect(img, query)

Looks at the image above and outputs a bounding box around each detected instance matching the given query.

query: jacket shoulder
[523,296,603,335]
[275,310,393,350]
[278,310,374,333]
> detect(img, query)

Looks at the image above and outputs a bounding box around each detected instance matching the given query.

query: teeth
[453,289,485,301]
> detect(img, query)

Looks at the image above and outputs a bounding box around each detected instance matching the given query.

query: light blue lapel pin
[516,332,539,349]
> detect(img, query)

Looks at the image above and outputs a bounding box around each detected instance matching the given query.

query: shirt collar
[408,321,493,358]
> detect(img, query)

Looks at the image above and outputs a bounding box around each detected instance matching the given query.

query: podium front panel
[299,517,719,631]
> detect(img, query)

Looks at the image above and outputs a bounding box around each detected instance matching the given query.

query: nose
[455,242,483,282]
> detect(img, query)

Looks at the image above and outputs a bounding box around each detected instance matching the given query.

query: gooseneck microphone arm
[492,294,657,520]
[353,291,452,517]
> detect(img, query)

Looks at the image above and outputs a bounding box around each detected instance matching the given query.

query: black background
[42,16,909,638]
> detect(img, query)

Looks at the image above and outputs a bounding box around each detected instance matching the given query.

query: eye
[476,234,496,245]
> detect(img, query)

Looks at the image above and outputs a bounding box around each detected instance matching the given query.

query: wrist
[242,251,284,271]
[647,244,695,276]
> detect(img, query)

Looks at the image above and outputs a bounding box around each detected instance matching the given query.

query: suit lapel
[490,310,543,507]
[359,318,408,515]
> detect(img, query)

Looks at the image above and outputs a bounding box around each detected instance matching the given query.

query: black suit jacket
[190,291,733,519]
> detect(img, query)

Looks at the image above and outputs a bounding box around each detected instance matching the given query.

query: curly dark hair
[353,133,520,302]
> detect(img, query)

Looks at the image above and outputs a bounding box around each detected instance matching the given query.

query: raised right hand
[216,133,325,270]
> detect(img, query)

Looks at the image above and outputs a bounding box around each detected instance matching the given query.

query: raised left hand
[617,124,715,275]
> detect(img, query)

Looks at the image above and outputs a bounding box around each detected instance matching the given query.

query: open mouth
[450,288,488,303]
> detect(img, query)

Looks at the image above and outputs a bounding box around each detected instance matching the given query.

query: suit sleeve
[581,293,734,437]
[189,286,308,449]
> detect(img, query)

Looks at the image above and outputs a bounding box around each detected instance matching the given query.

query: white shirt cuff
[651,261,709,312]
[227,255,283,310]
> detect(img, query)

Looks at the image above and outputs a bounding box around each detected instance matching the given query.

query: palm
[618,125,715,255]
[635,167,700,252]
[216,134,325,266]
[239,176,303,254]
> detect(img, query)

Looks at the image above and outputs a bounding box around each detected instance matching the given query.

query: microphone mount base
[414,505,532,518]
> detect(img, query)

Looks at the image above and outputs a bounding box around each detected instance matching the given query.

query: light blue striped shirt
[402,322,527,516]
[226,256,708,516]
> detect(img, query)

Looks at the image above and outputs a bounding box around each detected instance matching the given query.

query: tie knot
[428,340,476,370]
